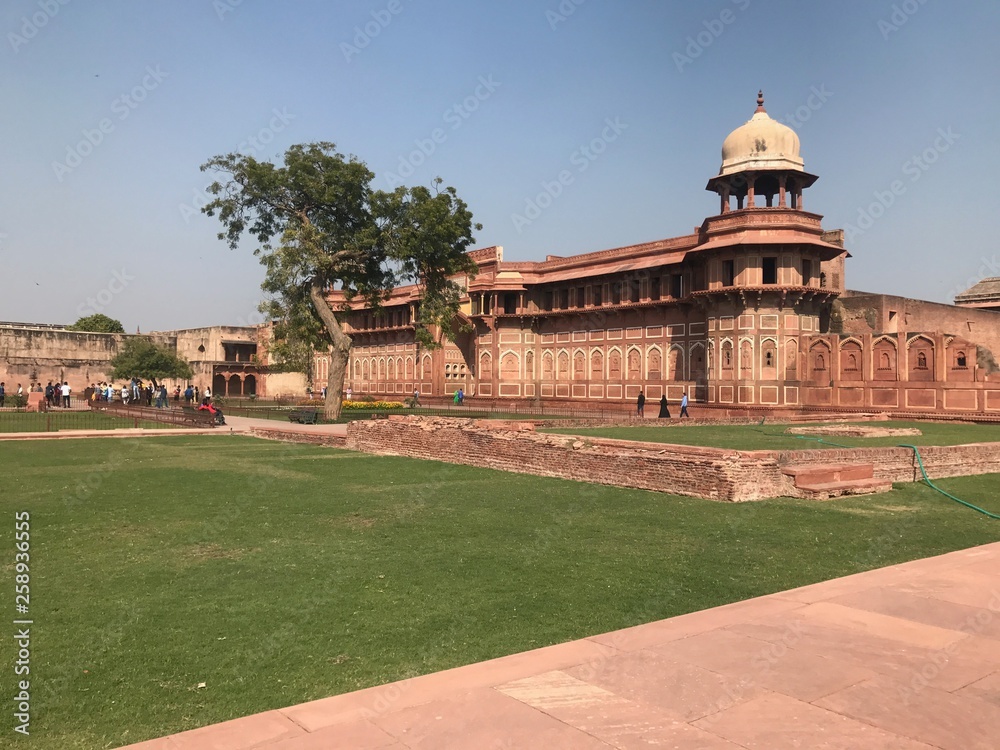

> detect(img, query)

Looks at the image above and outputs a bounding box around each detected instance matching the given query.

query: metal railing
[89,401,216,428]
[0,405,185,433]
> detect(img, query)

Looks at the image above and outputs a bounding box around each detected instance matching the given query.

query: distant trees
[69,314,125,333]
[108,338,192,385]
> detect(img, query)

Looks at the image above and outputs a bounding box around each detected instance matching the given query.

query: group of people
[83,381,214,409]
[0,378,228,421]
[88,380,223,423]
[636,391,690,419]
[88,380,165,407]
[0,382,73,408]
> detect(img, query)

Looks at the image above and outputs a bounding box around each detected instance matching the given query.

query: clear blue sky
[2,0,998,331]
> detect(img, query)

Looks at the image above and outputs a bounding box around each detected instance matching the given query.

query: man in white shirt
[61,382,71,408]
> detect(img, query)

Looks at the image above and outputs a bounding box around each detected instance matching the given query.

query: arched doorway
[244,374,257,395]
[228,374,243,396]
[212,374,226,397]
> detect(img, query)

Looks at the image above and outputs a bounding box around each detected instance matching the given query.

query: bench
[88,401,216,428]
[181,406,220,427]
[288,408,319,425]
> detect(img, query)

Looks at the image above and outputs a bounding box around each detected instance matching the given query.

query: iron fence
[0,407,183,433]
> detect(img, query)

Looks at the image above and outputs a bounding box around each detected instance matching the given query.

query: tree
[201,142,480,419]
[108,338,193,385]
[69,313,125,333]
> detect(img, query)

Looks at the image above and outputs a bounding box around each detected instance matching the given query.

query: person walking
[680,391,690,418]
[636,390,645,418]
[0,382,5,408]
[657,394,670,418]
[61,381,71,408]
[412,388,420,407]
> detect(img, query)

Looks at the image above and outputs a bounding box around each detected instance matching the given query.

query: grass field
[2,435,999,748]
[0,410,181,433]
[539,420,1000,450]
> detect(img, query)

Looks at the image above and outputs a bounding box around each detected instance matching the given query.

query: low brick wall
[247,426,346,448]
[772,443,1000,484]
[345,417,788,501]
[344,416,1000,502]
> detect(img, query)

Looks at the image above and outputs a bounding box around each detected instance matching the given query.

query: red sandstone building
[323,93,1000,414]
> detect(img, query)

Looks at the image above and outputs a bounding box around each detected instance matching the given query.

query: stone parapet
[343,416,1000,502]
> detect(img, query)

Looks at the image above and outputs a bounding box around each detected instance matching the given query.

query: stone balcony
[700,207,825,239]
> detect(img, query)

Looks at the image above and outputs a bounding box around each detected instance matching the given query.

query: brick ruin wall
[344,416,1000,502]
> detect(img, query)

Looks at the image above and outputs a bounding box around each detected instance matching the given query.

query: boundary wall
[344,416,1000,502]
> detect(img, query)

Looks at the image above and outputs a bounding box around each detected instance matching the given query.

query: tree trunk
[309,280,352,421]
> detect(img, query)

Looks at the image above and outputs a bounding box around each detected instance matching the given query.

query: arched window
[591,350,603,380]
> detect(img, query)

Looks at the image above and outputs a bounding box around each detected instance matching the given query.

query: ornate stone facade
[328,93,999,413]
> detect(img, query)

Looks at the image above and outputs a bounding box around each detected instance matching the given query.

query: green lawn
[539,420,1000,450]
[2,435,999,748]
[0,410,181,433]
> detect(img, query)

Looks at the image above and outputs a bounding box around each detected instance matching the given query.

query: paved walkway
[126,542,1000,749]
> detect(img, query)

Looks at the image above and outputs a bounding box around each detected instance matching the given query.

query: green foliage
[69,313,125,333]
[374,180,481,346]
[200,143,480,390]
[108,338,193,381]
[4,393,28,408]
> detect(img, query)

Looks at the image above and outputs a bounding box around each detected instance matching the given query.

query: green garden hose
[897,444,1000,520]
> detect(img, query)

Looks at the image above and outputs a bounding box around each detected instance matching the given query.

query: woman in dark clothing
[658,395,671,418]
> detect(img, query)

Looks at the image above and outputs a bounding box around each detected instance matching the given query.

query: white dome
[719,92,804,176]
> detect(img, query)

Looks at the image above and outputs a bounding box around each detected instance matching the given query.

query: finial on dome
[755,90,766,113]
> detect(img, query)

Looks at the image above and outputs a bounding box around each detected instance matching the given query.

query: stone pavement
[126,542,1000,749]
